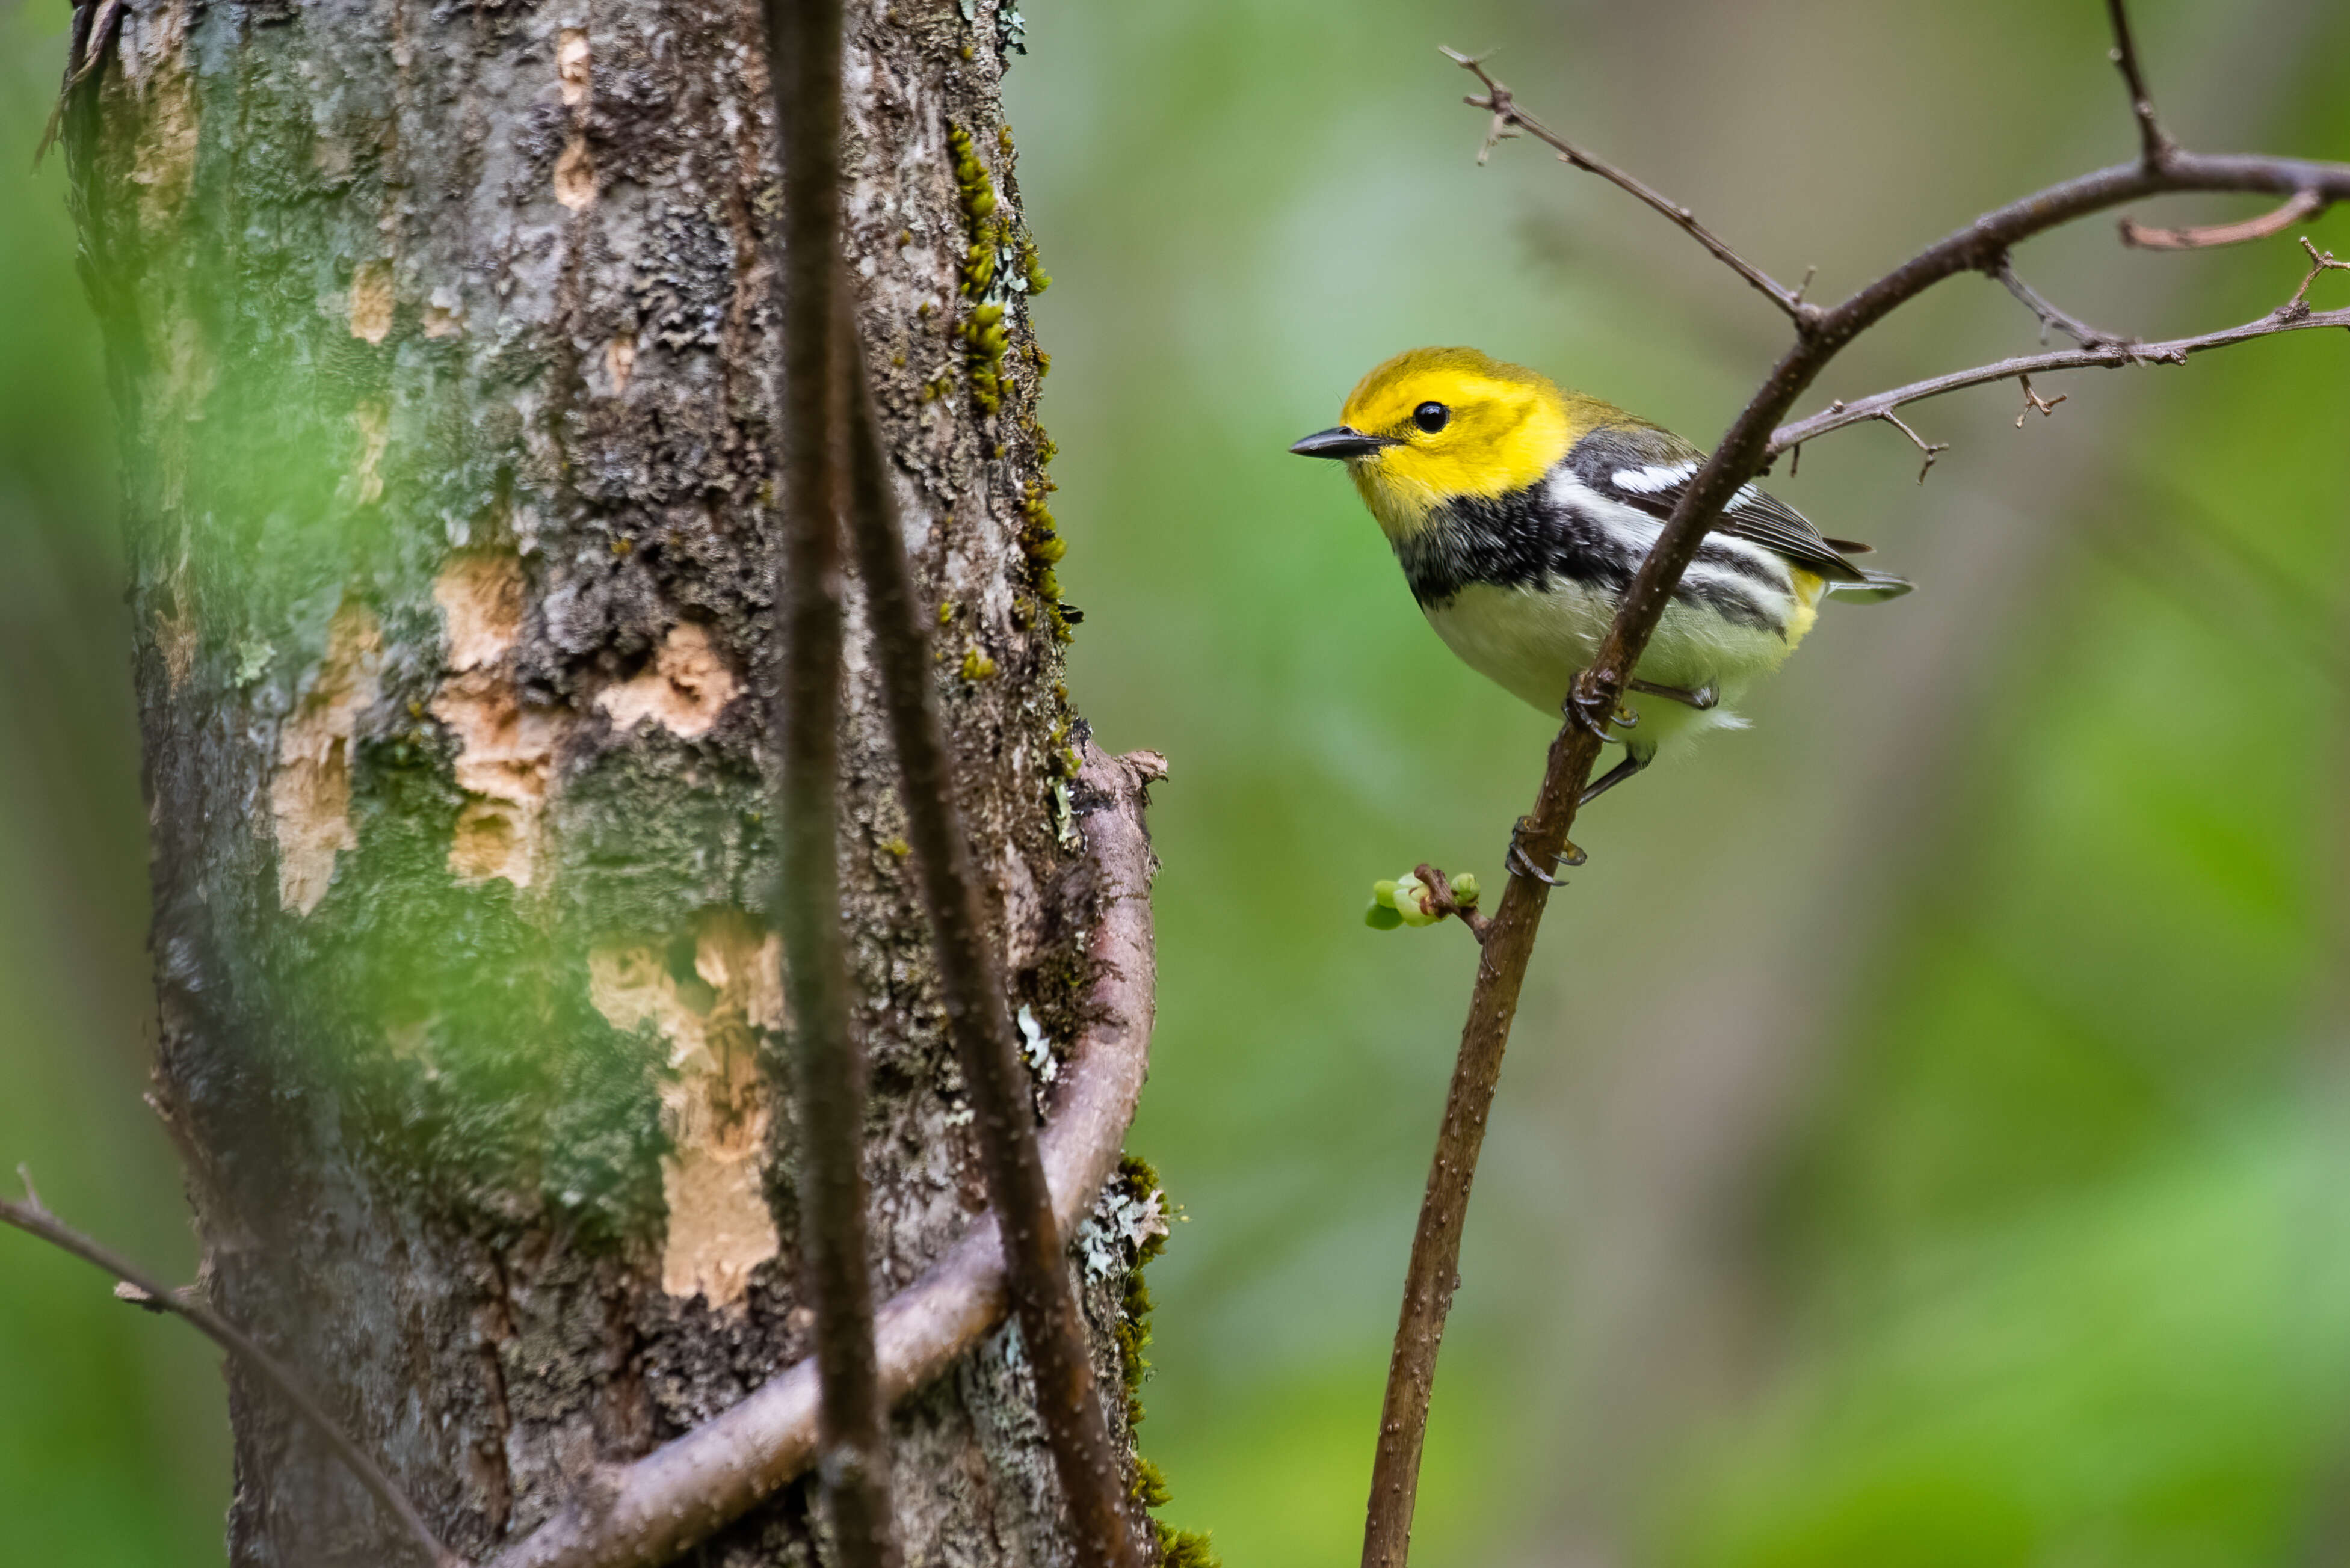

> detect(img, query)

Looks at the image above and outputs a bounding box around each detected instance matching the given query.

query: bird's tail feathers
[1825,567,1913,603]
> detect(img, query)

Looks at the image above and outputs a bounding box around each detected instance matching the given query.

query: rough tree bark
[60,0,1157,1564]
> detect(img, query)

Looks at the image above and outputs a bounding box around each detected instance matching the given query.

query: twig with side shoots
[1443,47,1813,324]
[1369,13,2350,1566]
[1780,399,1950,484]
[1770,276,2350,461]
[1,1170,458,1568]
[760,0,897,1557]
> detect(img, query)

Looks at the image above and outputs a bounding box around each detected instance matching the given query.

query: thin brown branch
[836,327,1144,1563]
[1442,46,1812,325]
[2105,0,2172,167]
[1363,38,2350,1568]
[760,0,896,1556]
[1994,258,2127,348]
[484,746,1161,1568]
[2121,187,2326,249]
[1770,296,2350,457]
[1,1172,457,1568]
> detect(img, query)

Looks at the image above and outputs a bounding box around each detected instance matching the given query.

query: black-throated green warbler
[1293,346,1910,881]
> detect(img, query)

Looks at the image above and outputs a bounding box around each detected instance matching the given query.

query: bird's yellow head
[1290,347,1577,539]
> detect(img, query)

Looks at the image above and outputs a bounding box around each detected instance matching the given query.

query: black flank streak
[1396,484,1789,637]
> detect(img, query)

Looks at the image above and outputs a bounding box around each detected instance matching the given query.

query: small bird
[1291,346,1910,878]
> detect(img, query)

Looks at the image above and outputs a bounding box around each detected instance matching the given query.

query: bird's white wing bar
[1546,470,1798,619]
[1608,463,1688,494]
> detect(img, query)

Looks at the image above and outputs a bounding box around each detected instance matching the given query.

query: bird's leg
[1563,671,1637,742]
[1526,675,1649,879]
[1578,752,1649,807]
[1505,814,1586,887]
[1627,678,1718,711]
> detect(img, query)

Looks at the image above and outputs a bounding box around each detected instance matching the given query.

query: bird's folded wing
[1567,424,1870,583]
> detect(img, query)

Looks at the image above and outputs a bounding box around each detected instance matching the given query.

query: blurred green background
[6,1,2350,1564]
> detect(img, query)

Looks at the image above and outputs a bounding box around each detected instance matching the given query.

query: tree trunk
[61,1,1148,1563]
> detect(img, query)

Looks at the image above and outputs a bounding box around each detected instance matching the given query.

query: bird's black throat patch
[1393,490,1632,609]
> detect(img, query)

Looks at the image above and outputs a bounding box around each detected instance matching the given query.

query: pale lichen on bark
[65,0,1144,1560]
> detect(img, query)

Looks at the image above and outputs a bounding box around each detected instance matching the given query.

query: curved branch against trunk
[486,745,1159,1568]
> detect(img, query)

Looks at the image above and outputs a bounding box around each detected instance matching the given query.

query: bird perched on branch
[1292,346,1909,877]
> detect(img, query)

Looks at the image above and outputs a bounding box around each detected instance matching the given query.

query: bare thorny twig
[1368,6,2350,1567]
[1769,238,2350,461]
[1444,45,1816,325]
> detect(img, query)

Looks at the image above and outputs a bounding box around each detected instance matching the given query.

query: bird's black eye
[1412,401,1449,434]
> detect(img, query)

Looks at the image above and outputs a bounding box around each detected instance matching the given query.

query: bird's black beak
[1288,426,1396,460]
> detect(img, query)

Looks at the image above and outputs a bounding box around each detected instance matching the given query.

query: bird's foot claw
[1505,816,1585,886]
[1564,678,1633,742]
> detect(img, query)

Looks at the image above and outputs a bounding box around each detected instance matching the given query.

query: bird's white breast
[1421,580,1615,715]
[1423,579,1775,757]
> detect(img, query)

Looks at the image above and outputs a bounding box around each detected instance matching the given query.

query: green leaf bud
[1392,873,1439,927]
